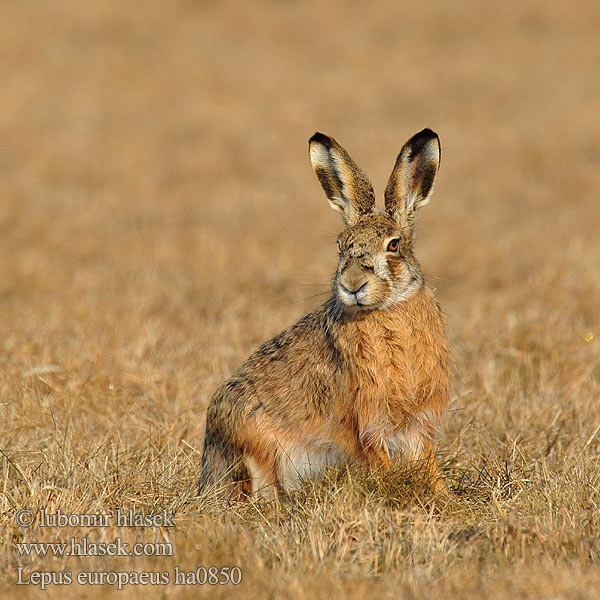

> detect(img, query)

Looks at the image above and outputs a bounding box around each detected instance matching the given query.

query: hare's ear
[309,133,375,227]
[384,129,440,238]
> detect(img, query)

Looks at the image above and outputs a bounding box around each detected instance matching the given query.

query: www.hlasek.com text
[16,536,173,558]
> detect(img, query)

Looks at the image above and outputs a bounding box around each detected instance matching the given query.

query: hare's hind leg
[244,453,282,500]
[198,436,251,500]
[199,439,281,500]
[242,428,285,499]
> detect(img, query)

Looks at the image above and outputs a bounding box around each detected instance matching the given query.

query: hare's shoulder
[215,308,341,419]
[238,307,340,375]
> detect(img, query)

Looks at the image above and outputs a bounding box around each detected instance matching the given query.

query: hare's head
[309,129,440,311]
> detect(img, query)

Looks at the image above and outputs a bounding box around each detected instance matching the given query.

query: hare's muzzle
[338,264,371,307]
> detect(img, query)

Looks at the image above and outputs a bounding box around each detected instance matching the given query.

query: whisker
[296,273,332,280]
[298,282,331,288]
[270,291,331,310]
[297,291,330,301]
[301,227,339,238]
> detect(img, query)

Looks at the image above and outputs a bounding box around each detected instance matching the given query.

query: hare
[199,129,451,499]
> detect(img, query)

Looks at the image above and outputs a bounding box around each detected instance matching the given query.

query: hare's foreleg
[360,430,448,495]
[411,438,448,496]
[361,444,393,469]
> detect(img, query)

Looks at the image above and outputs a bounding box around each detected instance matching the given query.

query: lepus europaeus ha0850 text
[200,129,451,498]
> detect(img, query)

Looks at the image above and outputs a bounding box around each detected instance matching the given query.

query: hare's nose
[339,264,370,294]
[340,281,368,295]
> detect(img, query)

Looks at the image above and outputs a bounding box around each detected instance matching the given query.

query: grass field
[1,1,599,598]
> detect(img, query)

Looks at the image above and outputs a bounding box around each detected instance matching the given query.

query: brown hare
[200,129,451,499]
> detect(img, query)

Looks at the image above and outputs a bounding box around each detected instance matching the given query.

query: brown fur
[200,129,451,499]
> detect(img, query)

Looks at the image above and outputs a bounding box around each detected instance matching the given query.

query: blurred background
[1,0,599,468]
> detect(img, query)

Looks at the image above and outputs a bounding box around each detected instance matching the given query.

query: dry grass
[1,0,600,598]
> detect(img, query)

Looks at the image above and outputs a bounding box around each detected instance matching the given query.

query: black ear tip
[414,128,439,143]
[309,132,332,148]
[406,128,441,160]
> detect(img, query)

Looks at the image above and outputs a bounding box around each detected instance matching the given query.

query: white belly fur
[246,409,437,495]
[274,422,429,491]
[277,443,347,490]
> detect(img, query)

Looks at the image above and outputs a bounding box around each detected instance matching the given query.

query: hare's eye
[386,238,400,253]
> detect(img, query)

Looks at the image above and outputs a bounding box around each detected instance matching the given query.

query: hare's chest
[350,323,414,394]
[349,320,442,417]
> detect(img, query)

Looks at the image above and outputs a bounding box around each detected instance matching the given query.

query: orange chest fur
[334,290,450,417]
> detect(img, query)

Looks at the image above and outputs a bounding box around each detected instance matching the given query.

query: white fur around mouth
[337,284,376,309]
